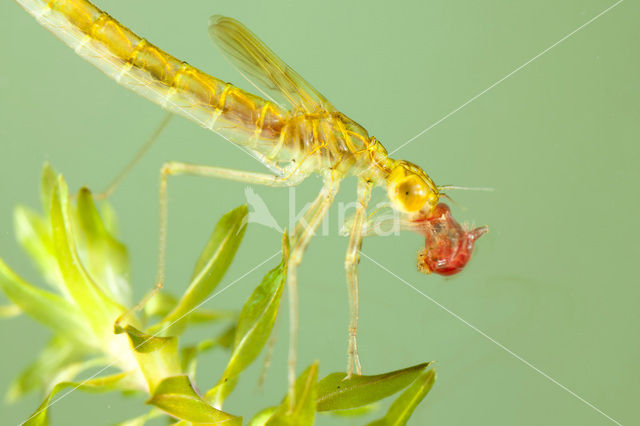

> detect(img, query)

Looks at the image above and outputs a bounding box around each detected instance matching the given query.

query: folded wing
[209,16,335,114]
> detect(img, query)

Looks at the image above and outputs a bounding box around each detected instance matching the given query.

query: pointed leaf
[23,372,130,426]
[43,357,116,393]
[162,205,247,325]
[75,188,131,306]
[214,324,237,350]
[98,201,120,237]
[14,206,64,292]
[328,404,378,417]
[50,178,124,338]
[146,291,236,325]
[368,369,436,426]
[0,258,94,346]
[40,162,56,216]
[248,407,278,426]
[145,291,179,318]
[190,206,247,280]
[316,362,431,411]
[123,325,181,393]
[114,409,163,426]
[188,308,236,324]
[265,362,318,426]
[7,336,82,402]
[148,375,241,425]
[205,236,288,406]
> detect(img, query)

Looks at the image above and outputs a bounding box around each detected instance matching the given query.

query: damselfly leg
[286,172,340,407]
[344,179,373,377]
[116,161,303,328]
[94,112,174,200]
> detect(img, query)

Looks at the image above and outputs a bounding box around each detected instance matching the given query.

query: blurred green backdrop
[1,0,638,424]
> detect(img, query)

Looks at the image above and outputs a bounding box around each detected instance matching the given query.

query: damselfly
[15,0,487,390]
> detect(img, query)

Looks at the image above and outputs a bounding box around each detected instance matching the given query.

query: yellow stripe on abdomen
[17,0,287,147]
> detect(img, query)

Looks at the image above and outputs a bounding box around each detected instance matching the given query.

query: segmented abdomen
[16,0,288,148]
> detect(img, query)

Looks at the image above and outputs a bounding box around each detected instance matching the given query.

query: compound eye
[395,176,428,212]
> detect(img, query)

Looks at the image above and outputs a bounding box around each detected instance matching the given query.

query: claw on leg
[347,325,362,378]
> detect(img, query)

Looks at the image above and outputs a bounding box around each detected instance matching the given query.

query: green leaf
[327,404,378,417]
[214,324,236,350]
[14,206,64,292]
[248,407,278,426]
[23,372,130,426]
[75,187,131,306]
[7,342,111,404]
[188,308,236,324]
[98,201,120,238]
[40,162,56,216]
[0,258,94,346]
[0,303,21,318]
[205,236,288,406]
[180,344,209,380]
[190,206,247,281]
[43,357,116,391]
[181,324,235,378]
[49,177,124,338]
[145,291,179,318]
[123,325,181,393]
[315,362,431,411]
[7,336,79,402]
[147,375,241,425]
[264,362,318,426]
[367,369,436,426]
[146,291,235,325]
[113,409,163,426]
[161,205,247,326]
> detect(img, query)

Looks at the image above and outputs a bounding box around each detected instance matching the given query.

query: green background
[1,0,638,424]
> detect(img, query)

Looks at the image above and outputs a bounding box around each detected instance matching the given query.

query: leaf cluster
[0,165,436,425]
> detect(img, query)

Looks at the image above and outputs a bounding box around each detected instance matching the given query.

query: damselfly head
[413,203,488,276]
[387,161,439,214]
